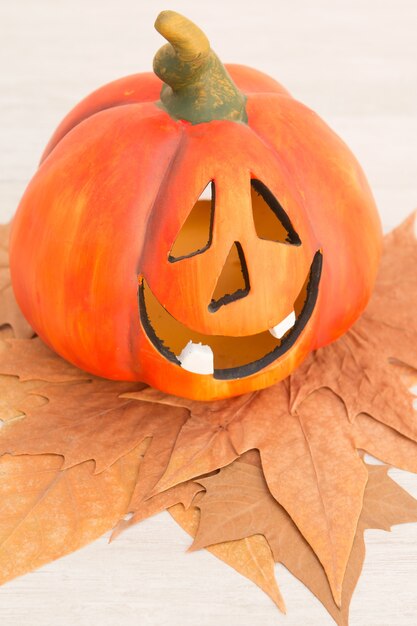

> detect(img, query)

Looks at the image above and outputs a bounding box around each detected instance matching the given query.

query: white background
[1,1,417,624]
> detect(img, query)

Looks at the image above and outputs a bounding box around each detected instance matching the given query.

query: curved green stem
[153,11,247,124]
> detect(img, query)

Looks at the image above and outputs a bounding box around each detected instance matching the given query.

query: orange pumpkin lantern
[10,11,382,400]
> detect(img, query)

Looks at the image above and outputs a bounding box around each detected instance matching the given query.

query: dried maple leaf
[365,212,417,369]
[112,413,205,537]
[0,345,198,541]
[0,372,48,425]
[0,441,146,586]
[0,223,10,260]
[169,494,286,613]
[353,412,417,474]
[185,457,417,625]
[0,371,203,544]
[0,336,91,382]
[129,385,366,605]
[0,223,33,338]
[0,331,57,425]
[0,379,186,473]
[123,387,254,490]
[112,480,204,542]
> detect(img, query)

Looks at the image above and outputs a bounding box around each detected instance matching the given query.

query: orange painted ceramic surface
[10,65,382,400]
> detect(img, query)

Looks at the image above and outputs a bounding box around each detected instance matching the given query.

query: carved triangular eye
[209,242,250,312]
[169,182,215,262]
[251,179,301,245]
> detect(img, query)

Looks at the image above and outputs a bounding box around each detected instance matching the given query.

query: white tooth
[269,310,296,339]
[177,340,214,375]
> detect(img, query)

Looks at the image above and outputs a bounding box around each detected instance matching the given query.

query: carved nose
[208,241,250,312]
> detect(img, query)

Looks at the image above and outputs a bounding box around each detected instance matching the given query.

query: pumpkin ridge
[40,101,166,165]
[135,127,188,277]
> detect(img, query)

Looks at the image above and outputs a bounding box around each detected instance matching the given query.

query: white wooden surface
[1,1,417,624]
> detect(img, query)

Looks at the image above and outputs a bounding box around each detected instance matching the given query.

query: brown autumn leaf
[129,384,367,605]
[290,324,417,438]
[0,223,33,338]
[112,480,205,541]
[364,212,417,370]
[0,336,91,382]
[0,361,250,538]
[0,223,10,260]
[0,330,54,425]
[184,457,417,626]
[0,440,146,586]
[0,368,202,543]
[169,493,286,613]
[0,371,48,424]
[112,409,204,537]
[353,412,417,473]
[0,378,186,473]
[126,387,253,489]
[0,335,199,540]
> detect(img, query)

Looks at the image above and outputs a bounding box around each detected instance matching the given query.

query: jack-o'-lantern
[9,11,382,400]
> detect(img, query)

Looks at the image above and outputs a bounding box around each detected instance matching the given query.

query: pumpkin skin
[9,13,382,401]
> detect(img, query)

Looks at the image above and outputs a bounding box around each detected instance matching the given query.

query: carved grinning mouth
[138,250,322,380]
